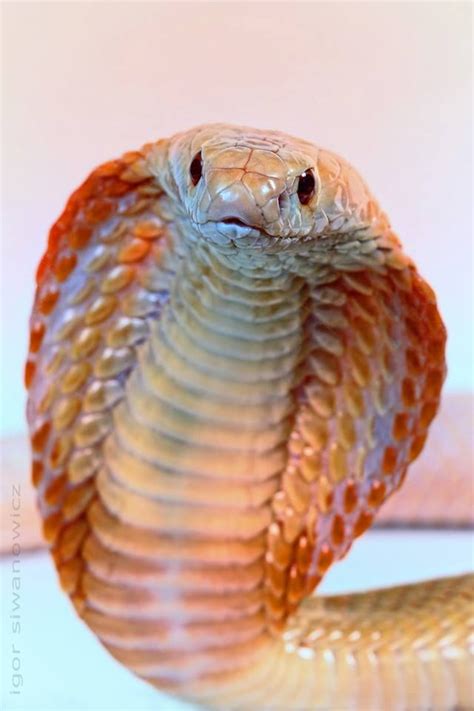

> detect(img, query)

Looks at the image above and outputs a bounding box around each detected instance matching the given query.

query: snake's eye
[297,169,315,205]
[190,152,203,186]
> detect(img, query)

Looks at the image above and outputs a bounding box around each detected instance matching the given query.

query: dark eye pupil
[297,170,315,205]
[190,152,203,186]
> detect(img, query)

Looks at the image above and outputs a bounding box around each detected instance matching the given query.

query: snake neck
[82,241,472,709]
[90,241,313,686]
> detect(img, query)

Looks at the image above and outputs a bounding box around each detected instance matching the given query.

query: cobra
[26,124,472,710]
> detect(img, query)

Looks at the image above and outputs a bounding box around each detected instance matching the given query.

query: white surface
[1,2,473,436]
[1,530,473,711]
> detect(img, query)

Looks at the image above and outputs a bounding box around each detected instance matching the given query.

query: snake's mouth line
[214,218,274,238]
[201,218,295,243]
[221,217,253,229]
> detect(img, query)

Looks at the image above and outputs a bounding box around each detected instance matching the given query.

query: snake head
[148,123,387,250]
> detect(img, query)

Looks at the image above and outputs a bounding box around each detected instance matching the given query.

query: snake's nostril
[278,192,289,214]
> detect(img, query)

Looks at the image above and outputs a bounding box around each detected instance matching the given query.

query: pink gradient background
[2,2,472,436]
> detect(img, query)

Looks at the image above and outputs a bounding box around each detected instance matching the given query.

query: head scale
[148,123,385,250]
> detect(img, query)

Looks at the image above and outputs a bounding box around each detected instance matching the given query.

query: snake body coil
[26,124,472,709]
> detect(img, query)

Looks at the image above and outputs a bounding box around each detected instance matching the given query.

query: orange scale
[419,401,438,429]
[428,339,445,362]
[31,460,44,487]
[325,490,334,509]
[47,224,64,252]
[43,510,63,544]
[31,421,51,452]
[423,370,444,400]
[392,412,410,441]
[382,446,398,475]
[54,253,77,282]
[59,198,80,221]
[368,480,386,507]
[58,558,83,596]
[68,225,93,250]
[343,480,358,513]
[264,590,286,621]
[133,221,164,240]
[36,253,51,285]
[409,433,427,462]
[84,199,114,224]
[353,510,373,538]
[57,518,89,561]
[118,238,150,263]
[405,317,422,343]
[45,473,69,506]
[287,565,305,606]
[29,321,45,353]
[424,302,442,327]
[24,360,36,389]
[49,435,72,469]
[122,150,143,165]
[94,160,121,178]
[264,557,287,597]
[38,286,60,315]
[296,535,312,574]
[405,348,423,376]
[74,178,97,204]
[401,377,417,408]
[63,481,96,521]
[317,544,334,573]
[102,178,132,198]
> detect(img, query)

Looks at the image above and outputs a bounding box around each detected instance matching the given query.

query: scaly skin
[26,124,473,709]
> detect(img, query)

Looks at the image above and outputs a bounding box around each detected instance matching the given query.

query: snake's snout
[185,137,321,240]
[204,168,287,234]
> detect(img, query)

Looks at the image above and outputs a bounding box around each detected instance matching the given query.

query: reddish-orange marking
[423,370,444,400]
[84,198,114,225]
[368,480,386,507]
[24,360,36,389]
[45,473,69,506]
[344,480,358,513]
[102,178,132,198]
[401,378,416,408]
[354,511,373,538]
[118,238,150,263]
[419,401,438,429]
[392,413,410,441]
[32,421,51,452]
[31,460,44,487]
[317,544,334,573]
[409,433,427,462]
[38,286,60,315]
[405,348,423,376]
[29,322,45,353]
[296,536,312,574]
[68,225,93,250]
[288,565,305,605]
[54,253,77,282]
[383,446,398,475]
[133,222,164,240]
[36,253,51,284]
[43,511,63,544]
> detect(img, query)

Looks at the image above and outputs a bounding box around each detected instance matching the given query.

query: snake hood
[25,123,471,710]
[149,123,388,251]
